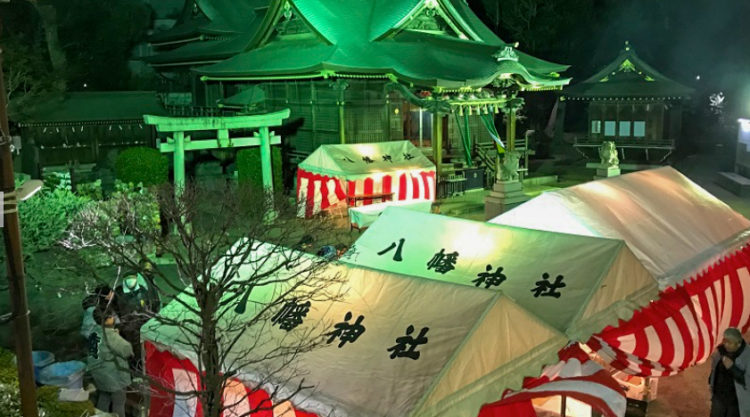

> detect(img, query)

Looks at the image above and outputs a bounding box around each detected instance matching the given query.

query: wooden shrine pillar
[506,108,517,151]
[433,112,444,180]
[331,80,349,144]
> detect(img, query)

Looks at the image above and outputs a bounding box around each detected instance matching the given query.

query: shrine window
[619,121,631,137]
[633,121,646,137]
[591,120,601,134]
[604,121,617,137]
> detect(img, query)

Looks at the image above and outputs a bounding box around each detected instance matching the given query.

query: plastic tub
[38,361,86,390]
[32,351,55,382]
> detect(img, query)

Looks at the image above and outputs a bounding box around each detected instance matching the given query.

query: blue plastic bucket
[32,351,55,382]
[38,361,86,390]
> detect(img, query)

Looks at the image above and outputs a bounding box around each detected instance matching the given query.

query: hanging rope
[453,111,473,167]
[480,113,505,153]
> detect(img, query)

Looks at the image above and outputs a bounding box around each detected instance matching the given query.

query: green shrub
[75,180,103,201]
[0,349,17,386]
[236,146,283,191]
[115,146,168,187]
[42,171,72,191]
[13,173,30,189]
[18,188,91,253]
[37,386,96,417]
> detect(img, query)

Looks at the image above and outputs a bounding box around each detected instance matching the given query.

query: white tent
[490,167,750,288]
[297,141,435,218]
[142,242,569,417]
[343,206,659,340]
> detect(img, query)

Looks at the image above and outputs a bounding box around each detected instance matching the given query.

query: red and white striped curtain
[145,342,318,417]
[478,343,627,417]
[587,243,750,377]
[296,170,348,218]
[297,168,435,218]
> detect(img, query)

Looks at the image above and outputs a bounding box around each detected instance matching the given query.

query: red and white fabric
[296,141,436,218]
[478,343,627,417]
[296,169,348,218]
[587,243,750,377]
[297,168,435,218]
[145,342,318,417]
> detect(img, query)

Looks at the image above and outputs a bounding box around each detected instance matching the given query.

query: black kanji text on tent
[271,299,312,331]
[326,312,366,348]
[387,325,429,360]
[531,273,566,298]
[378,238,405,262]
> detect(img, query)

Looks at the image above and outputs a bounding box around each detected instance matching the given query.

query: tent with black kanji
[344,206,660,342]
[490,167,750,380]
[141,241,572,417]
[296,141,436,218]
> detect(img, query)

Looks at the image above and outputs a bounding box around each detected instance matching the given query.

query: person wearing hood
[87,308,133,417]
[709,327,750,417]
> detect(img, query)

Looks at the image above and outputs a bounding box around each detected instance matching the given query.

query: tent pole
[561,394,567,417]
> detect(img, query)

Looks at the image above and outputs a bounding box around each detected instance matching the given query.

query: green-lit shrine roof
[195,0,570,91]
[13,91,168,127]
[149,0,267,46]
[563,42,694,100]
[145,32,256,67]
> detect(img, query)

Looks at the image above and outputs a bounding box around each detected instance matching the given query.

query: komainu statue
[496,150,520,182]
[598,141,619,168]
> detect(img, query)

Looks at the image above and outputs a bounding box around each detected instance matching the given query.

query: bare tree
[65,182,350,417]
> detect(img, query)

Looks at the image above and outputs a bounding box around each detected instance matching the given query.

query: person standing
[115,268,159,372]
[709,328,750,417]
[87,308,133,417]
[81,284,114,339]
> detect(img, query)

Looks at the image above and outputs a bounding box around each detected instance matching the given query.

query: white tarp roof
[343,207,658,341]
[298,141,435,179]
[490,167,750,288]
[142,242,568,417]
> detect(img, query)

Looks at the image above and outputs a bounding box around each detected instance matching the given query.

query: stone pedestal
[594,165,621,180]
[484,180,529,219]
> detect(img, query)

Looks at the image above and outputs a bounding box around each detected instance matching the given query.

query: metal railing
[475,142,496,189]
[574,136,675,149]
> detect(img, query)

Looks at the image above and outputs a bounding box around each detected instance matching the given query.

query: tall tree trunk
[200,295,224,417]
[32,2,67,78]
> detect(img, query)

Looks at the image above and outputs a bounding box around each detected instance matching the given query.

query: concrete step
[717,172,750,197]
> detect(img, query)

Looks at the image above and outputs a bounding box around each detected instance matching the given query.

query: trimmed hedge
[115,147,168,187]
[237,146,283,191]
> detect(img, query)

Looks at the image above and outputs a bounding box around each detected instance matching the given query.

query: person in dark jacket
[709,328,750,417]
[81,284,114,339]
[114,261,161,371]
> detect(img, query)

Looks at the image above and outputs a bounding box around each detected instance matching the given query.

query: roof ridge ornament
[493,46,518,62]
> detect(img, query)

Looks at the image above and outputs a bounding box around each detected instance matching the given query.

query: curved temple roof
[563,42,694,100]
[195,0,570,91]
[149,0,267,46]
